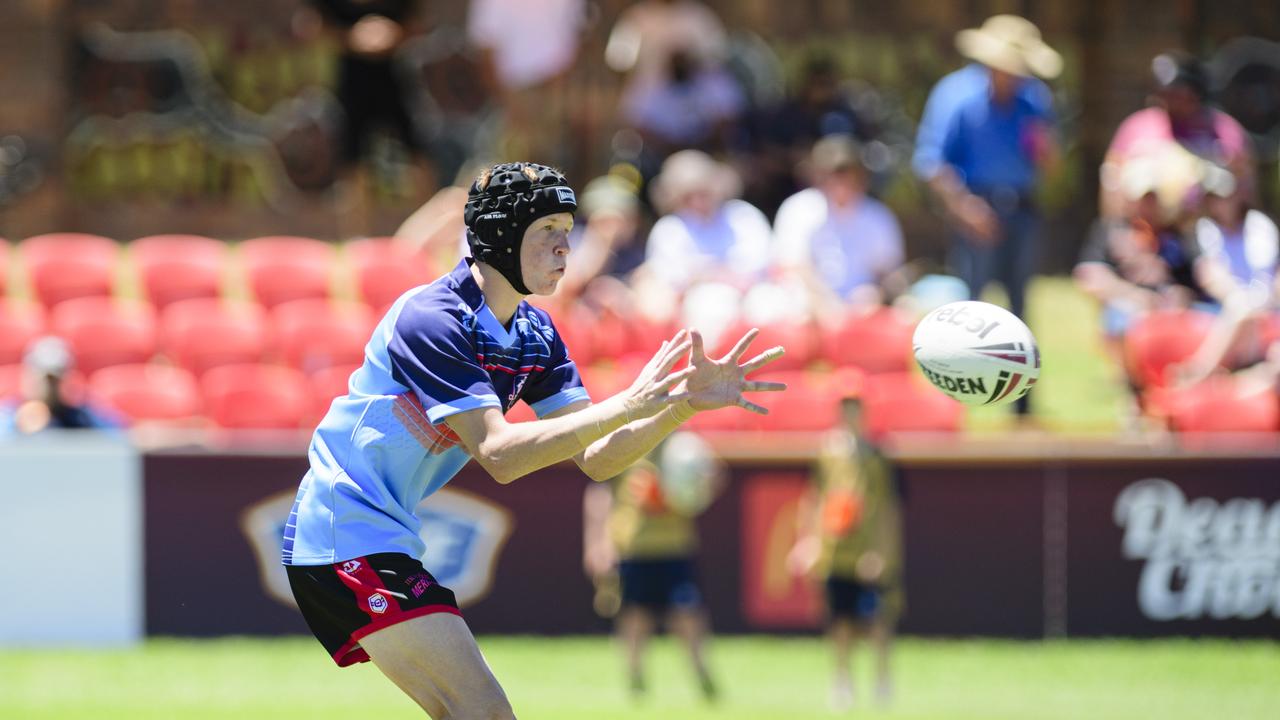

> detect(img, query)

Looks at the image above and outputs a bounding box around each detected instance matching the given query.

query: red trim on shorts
[330,604,464,667]
[335,556,405,619]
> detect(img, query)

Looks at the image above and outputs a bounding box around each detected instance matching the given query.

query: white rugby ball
[912,301,1040,406]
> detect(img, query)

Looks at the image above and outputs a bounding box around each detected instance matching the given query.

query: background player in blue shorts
[282,161,786,719]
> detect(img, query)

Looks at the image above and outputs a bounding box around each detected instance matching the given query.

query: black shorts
[825,577,882,622]
[285,552,461,667]
[618,557,703,612]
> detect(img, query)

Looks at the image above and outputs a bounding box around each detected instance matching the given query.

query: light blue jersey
[282,260,589,565]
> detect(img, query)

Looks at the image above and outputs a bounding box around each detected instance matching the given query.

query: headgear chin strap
[463,162,577,295]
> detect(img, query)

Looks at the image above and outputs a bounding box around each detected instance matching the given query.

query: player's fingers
[688,330,706,362]
[723,327,759,363]
[655,340,693,376]
[656,365,696,392]
[740,346,786,374]
[738,397,769,415]
[743,380,787,393]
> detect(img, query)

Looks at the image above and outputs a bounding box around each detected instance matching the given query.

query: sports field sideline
[3,636,1277,719]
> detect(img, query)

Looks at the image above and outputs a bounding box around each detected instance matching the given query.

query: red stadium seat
[88,363,202,424]
[823,307,915,374]
[1123,309,1215,389]
[752,370,842,432]
[201,363,311,429]
[240,236,335,309]
[0,300,45,365]
[309,363,359,421]
[272,299,374,374]
[716,320,821,373]
[1161,377,1280,433]
[131,234,228,309]
[160,298,270,377]
[49,297,158,376]
[861,371,964,440]
[346,237,436,310]
[0,363,21,401]
[20,233,119,308]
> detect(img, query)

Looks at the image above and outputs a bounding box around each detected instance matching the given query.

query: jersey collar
[449,258,520,348]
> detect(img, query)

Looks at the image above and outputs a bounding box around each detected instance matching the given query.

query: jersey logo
[367,592,389,614]
[508,373,530,409]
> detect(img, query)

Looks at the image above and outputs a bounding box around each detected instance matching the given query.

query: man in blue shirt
[913,14,1061,326]
[284,161,785,718]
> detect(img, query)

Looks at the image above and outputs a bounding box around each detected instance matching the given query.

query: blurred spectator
[620,47,746,166]
[1194,165,1279,304]
[0,337,118,435]
[914,14,1061,419]
[302,0,428,234]
[583,432,724,701]
[788,394,903,711]
[1102,51,1255,220]
[556,173,648,303]
[753,54,883,214]
[1074,153,1209,354]
[468,0,586,164]
[774,135,905,316]
[1167,166,1280,387]
[914,14,1061,323]
[633,150,772,326]
[606,0,729,109]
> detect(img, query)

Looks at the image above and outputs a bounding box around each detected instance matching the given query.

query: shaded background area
[2,0,1280,273]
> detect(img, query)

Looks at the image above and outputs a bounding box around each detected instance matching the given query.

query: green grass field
[4,636,1278,719]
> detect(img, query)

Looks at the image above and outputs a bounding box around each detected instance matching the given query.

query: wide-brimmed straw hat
[956,15,1062,79]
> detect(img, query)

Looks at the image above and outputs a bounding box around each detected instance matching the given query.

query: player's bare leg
[359,613,515,719]
[829,618,856,710]
[669,607,718,701]
[616,607,654,697]
[870,618,895,706]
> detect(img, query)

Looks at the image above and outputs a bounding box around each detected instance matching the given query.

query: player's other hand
[672,328,786,415]
[622,329,696,419]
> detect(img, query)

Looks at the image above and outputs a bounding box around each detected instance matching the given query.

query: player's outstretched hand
[673,329,786,414]
[622,329,696,418]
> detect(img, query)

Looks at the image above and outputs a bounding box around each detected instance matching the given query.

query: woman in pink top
[1101,51,1254,219]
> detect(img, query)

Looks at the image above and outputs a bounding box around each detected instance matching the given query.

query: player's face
[520,212,574,295]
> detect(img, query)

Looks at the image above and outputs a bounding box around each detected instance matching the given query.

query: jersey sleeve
[387,300,502,424]
[520,318,591,418]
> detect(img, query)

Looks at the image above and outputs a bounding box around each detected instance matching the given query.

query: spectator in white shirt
[633,151,773,330]
[774,135,905,313]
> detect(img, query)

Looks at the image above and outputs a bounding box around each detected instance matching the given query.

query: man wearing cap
[914,14,1061,419]
[281,162,786,718]
[0,337,117,435]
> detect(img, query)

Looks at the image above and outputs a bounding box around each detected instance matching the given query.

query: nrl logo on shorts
[341,560,362,574]
[367,592,389,614]
[242,488,514,610]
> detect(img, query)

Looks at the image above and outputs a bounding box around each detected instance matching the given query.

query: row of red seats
[1,296,375,376]
[557,306,918,375]
[1124,308,1280,433]
[1,233,437,311]
[510,365,964,440]
[1,360,962,434]
[0,361,354,430]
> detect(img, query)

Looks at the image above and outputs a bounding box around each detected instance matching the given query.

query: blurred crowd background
[4,0,1280,437]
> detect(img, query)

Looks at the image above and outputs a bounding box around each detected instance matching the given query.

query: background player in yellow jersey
[583,431,725,701]
[789,391,904,710]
